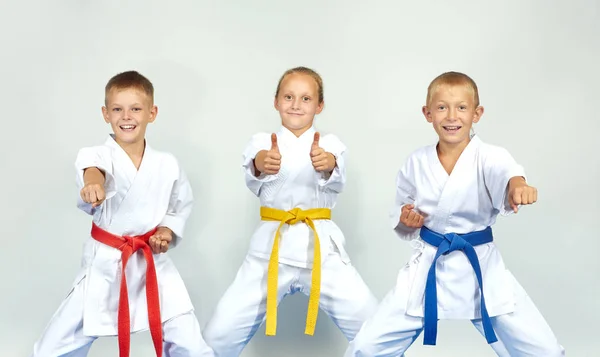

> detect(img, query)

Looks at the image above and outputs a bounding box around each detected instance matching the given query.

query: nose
[448,106,458,120]
[292,97,301,109]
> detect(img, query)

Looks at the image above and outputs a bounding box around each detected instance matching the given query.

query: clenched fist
[399,204,424,228]
[80,167,106,207]
[80,183,105,207]
[508,176,537,213]
[149,227,173,254]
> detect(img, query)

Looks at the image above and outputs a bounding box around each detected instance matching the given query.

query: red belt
[91,222,162,357]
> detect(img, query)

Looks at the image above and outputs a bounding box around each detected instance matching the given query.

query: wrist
[83,167,106,186]
[509,176,526,187]
[328,153,336,172]
[157,226,173,235]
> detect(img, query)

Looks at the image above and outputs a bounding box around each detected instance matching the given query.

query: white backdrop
[1,0,598,356]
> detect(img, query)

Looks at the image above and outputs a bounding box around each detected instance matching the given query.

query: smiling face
[423,83,483,149]
[274,72,324,137]
[102,88,157,146]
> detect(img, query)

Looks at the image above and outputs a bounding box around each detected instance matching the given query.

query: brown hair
[426,71,479,107]
[275,66,324,103]
[104,70,154,105]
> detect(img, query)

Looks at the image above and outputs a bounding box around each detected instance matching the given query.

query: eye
[132,107,142,112]
[302,96,310,102]
[459,105,467,111]
[112,108,121,112]
[437,105,446,110]
[284,95,292,100]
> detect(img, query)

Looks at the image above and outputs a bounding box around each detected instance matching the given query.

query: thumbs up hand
[310,132,336,173]
[254,133,282,176]
[269,133,279,153]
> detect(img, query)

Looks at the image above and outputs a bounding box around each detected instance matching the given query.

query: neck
[437,137,470,161]
[283,124,312,137]
[115,137,146,166]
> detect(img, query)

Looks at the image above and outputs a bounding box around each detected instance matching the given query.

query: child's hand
[508,177,537,213]
[149,227,173,254]
[310,132,336,173]
[399,204,424,228]
[80,183,105,208]
[255,133,281,175]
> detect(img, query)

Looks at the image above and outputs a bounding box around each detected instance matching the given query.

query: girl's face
[274,73,323,136]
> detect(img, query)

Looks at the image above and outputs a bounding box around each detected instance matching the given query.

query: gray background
[1,0,598,356]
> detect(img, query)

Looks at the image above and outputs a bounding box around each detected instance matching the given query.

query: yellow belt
[260,206,331,336]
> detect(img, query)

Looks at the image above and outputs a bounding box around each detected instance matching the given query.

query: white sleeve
[242,133,277,197]
[317,134,346,193]
[75,146,117,215]
[389,158,420,241]
[482,145,527,216]
[159,160,193,248]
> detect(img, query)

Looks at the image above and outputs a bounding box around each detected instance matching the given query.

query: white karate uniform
[345,135,564,357]
[32,134,214,357]
[203,126,378,356]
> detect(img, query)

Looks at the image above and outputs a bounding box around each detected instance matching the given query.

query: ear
[102,106,110,123]
[315,100,324,114]
[148,105,158,123]
[274,97,280,111]
[422,105,433,123]
[473,106,484,123]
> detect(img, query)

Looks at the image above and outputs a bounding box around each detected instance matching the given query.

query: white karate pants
[344,267,565,356]
[31,275,214,357]
[204,248,378,357]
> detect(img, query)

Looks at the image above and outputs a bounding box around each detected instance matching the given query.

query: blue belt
[419,226,498,346]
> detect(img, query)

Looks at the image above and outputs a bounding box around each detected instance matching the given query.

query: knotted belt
[91,222,162,357]
[419,225,497,346]
[260,207,331,336]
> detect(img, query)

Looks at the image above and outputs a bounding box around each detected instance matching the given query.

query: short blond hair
[275,66,324,103]
[426,71,479,107]
[105,70,154,105]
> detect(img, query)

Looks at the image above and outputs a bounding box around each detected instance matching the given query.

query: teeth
[121,125,135,129]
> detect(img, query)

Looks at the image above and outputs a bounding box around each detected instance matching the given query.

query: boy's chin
[113,132,145,145]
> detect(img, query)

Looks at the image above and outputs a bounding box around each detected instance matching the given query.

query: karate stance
[203,67,378,356]
[31,71,214,357]
[345,71,564,356]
